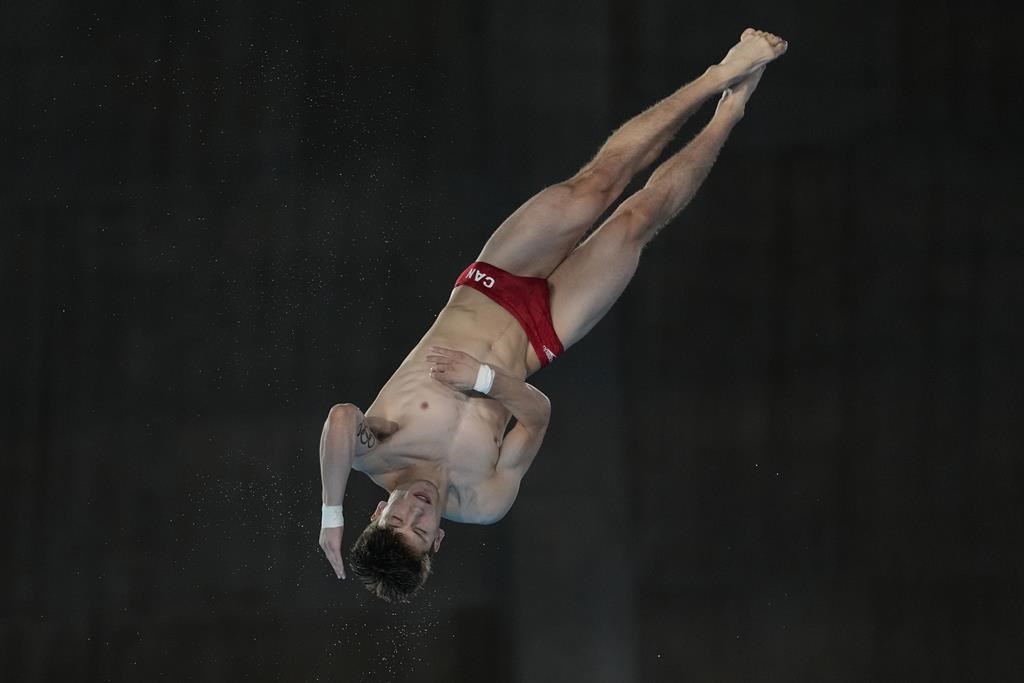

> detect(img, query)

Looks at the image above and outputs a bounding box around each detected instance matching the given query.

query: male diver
[319,28,788,601]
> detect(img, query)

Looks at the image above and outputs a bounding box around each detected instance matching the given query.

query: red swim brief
[453,261,564,367]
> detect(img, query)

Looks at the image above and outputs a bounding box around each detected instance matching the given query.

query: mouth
[413,492,432,505]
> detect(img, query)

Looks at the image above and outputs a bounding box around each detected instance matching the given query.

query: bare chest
[353,293,532,520]
[356,370,509,520]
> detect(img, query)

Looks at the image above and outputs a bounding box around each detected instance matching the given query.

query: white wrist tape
[321,504,344,528]
[474,363,495,394]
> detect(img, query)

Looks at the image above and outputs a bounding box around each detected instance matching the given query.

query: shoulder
[325,404,398,461]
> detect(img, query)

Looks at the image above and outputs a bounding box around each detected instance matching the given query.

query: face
[371,480,446,554]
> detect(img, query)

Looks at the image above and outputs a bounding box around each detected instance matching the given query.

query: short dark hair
[347,522,433,603]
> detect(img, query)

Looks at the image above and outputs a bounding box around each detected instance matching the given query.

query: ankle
[703,64,738,91]
[714,92,746,122]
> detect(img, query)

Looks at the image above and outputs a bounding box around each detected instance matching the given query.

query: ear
[432,527,446,553]
[370,500,387,521]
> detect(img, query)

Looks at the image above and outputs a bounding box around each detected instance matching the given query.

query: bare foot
[716,65,765,118]
[715,28,787,86]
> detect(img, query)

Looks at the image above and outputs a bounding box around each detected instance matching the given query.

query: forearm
[319,405,364,506]
[487,370,551,432]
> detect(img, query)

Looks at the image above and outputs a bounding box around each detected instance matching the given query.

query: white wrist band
[474,363,495,394]
[321,504,344,528]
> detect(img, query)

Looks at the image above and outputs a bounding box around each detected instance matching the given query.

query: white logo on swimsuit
[467,267,495,289]
[542,346,556,361]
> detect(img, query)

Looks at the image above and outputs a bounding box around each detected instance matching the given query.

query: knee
[614,189,667,243]
[565,151,634,200]
[533,176,612,230]
[566,158,629,203]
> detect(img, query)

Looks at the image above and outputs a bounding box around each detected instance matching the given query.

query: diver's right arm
[318,403,379,579]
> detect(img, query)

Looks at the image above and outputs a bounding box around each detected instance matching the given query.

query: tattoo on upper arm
[356,421,376,449]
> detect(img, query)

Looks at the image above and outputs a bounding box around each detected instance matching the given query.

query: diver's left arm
[485,372,551,434]
[472,412,549,523]
[425,345,551,432]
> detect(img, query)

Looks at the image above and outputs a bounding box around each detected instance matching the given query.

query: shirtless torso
[356,286,541,523]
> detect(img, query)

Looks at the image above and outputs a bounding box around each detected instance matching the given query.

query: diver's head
[347,481,446,602]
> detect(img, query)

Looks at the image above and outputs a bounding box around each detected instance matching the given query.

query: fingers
[428,346,472,362]
[427,347,477,389]
[428,366,451,385]
[336,553,347,580]
[427,352,453,383]
[324,546,345,579]
[319,538,346,579]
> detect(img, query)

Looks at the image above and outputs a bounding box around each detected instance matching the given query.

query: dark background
[4,0,1022,681]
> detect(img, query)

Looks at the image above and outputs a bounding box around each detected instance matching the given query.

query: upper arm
[470,471,522,525]
[495,414,549,478]
[472,398,549,522]
[324,403,395,458]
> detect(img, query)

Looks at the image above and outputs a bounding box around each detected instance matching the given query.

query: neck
[387,463,451,509]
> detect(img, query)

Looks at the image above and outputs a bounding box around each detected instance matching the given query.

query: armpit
[355,421,378,450]
[364,416,400,442]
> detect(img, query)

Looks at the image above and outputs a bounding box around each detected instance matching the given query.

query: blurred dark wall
[3,1,1022,681]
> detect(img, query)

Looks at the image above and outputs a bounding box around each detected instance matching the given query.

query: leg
[473,30,783,279]
[547,64,771,350]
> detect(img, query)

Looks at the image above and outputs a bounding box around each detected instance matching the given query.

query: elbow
[531,393,552,433]
[325,403,359,431]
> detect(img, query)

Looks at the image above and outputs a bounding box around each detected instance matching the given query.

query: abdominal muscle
[356,286,536,516]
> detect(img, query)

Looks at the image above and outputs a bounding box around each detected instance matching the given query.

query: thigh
[474,167,627,278]
[546,213,645,350]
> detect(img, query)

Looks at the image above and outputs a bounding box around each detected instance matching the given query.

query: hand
[319,526,346,579]
[426,346,482,392]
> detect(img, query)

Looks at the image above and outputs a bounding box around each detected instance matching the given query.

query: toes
[737,28,788,58]
[759,30,789,52]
